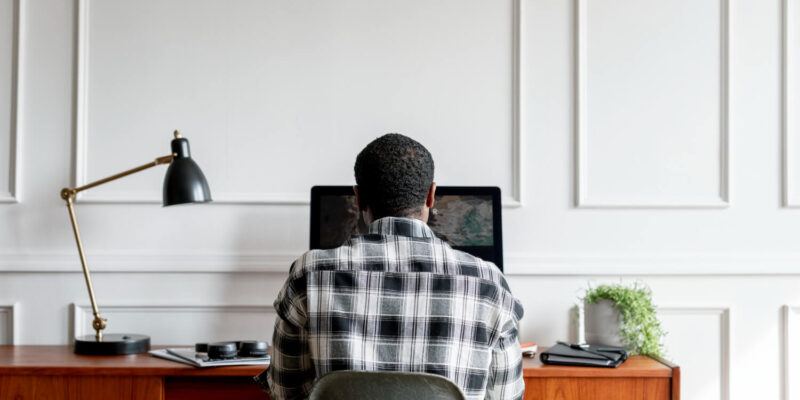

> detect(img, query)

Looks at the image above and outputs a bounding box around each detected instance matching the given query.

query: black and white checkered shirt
[257,217,524,400]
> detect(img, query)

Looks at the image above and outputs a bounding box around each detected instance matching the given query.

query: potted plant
[582,283,666,356]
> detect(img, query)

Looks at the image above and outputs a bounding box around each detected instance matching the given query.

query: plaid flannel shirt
[256,217,524,400]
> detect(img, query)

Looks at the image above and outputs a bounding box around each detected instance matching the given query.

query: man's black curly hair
[354,133,435,219]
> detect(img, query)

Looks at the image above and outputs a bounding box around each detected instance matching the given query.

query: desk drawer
[165,376,266,400]
[0,376,163,400]
[523,377,671,400]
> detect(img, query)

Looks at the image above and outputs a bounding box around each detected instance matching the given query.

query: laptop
[309,186,503,271]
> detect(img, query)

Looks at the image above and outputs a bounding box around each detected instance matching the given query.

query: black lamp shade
[163,137,212,206]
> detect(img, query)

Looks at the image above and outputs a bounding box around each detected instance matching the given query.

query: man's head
[354,133,435,223]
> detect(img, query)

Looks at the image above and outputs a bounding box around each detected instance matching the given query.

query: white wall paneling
[658,305,731,400]
[11,251,800,274]
[503,253,800,276]
[784,0,800,207]
[72,0,523,207]
[784,305,800,400]
[0,0,22,203]
[9,251,800,275]
[575,0,730,208]
[0,251,297,273]
[0,303,18,344]
[72,303,276,345]
[0,0,796,398]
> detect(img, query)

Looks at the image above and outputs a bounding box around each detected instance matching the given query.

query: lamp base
[74,333,150,355]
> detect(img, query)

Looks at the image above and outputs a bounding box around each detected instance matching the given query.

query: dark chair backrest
[308,370,466,400]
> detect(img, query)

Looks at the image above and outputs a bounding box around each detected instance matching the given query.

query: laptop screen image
[310,186,503,271]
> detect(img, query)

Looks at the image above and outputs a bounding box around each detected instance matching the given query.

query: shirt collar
[367,216,437,239]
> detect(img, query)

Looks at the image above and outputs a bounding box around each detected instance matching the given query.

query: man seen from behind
[257,133,525,400]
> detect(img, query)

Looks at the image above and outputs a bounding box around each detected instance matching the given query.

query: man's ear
[354,185,375,224]
[354,185,366,210]
[426,182,436,208]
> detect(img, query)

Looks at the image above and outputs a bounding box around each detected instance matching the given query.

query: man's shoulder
[288,233,414,276]
[287,247,344,276]
[447,248,513,293]
[449,250,523,321]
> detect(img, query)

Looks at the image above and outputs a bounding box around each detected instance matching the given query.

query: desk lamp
[61,130,211,355]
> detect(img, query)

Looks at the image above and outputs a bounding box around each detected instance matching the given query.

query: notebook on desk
[309,185,504,271]
[540,343,628,368]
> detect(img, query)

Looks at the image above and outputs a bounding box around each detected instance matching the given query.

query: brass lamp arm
[61,155,174,200]
[59,153,174,341]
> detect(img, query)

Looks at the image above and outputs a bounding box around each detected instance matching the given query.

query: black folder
[539,343,628,368]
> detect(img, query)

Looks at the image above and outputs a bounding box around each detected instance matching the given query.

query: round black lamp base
[74,333,150,355]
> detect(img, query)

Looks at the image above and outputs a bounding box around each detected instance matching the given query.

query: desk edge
[650,355,680,400]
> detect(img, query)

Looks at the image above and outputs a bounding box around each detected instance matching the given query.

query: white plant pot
[584,299,624,347]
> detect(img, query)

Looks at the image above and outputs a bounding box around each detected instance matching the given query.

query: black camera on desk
[195,340,269,360]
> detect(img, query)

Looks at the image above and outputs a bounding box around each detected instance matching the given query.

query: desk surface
[0,345,675,378]
[0,346,263,376]
[522,352,673,378]
[0,346,679,400]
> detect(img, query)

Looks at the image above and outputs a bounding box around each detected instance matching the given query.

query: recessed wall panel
[785,0,800,207]
[0,0,17,202]
[0,304,14,344]
[658,307,730,400]
[785,305,800,400]
[76,0,521,205]
[576,0,728,207]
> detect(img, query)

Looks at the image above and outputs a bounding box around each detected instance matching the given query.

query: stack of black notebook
[540,342,628,368]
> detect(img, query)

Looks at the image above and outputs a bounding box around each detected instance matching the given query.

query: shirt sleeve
[258,261,316,400]
[484,303,525,400]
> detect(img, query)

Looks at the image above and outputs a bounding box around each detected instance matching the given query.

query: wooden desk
[0,346,265,400]
[522,352,679,400]
[0,346,678,400]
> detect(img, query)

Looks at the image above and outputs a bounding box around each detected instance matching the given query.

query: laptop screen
[310,186,503,271]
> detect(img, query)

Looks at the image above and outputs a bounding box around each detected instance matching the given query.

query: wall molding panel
[0,303,19,345]
[0,251,298,273]
[784,0,800,207]
[509,0,522,207]
[0,0,22,203]
[658,305,731,400]
[784,305,800,400]
[71,0,524,208]
[72,303,276,345]
[6,252,800,275]
[574,0,730,208]
[503,253,800,275]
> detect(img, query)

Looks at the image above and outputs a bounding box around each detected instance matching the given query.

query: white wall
[0,0,798,399]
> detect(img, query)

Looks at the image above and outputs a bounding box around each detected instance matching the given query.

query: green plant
[584,283,666,356]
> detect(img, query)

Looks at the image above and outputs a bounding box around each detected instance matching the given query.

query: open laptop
[309,186,503,271]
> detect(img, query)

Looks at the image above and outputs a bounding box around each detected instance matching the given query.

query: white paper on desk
[149,348,269,368]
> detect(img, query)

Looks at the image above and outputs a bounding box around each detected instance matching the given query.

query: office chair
[308,370,466,400]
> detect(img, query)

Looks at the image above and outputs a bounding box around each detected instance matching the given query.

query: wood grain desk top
[0,346,265,376]
[0,345,675,379]
[522,353,673,378]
